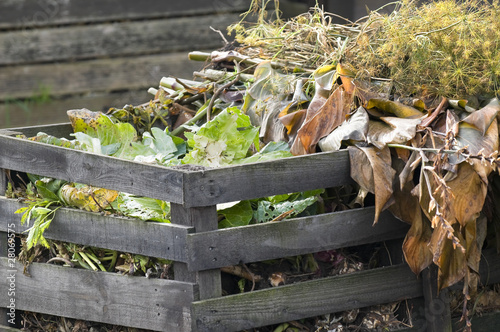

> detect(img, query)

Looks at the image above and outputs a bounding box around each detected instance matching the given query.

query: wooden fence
[1,123,500,331]
[0,0,251,128]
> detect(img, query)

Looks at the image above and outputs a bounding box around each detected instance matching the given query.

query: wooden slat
[456,311,500,332]
[192,264,422,332]
[0,52,204,101]
[171,204,222,300]
[186,208,409,271]
[0,198,192,262]
[0,91,151,129]
[182,149,353,207]
[0,14,239,65]
[0,123,73,138]
[0,0,250,29]
[422,265,452,332]
[0,134,186,204]
[0,259,197,331]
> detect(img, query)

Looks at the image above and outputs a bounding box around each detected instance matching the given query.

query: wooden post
[171,203,222,301]
[422,265,452,332]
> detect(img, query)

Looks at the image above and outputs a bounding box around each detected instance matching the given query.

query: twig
[221,265,263,291]
[173,103,197,115]
[210,26,229,45]
[46,257,74,267]
[206,65,241,122]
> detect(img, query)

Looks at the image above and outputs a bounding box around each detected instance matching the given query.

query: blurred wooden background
[0,0,394,129]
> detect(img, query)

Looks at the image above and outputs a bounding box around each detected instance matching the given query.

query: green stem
[79,251,98,271]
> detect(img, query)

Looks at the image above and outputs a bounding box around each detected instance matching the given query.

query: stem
[79,251,98,271]
[170,101,209,137]
[108,250,118,272]
[387,143,458,155]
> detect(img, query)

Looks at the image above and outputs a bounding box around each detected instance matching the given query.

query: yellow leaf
[59,184,119,212]
[366,99,424,119]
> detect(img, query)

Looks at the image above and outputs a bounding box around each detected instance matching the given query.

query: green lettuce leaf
[182,107,260,167]
[218,200,254,229]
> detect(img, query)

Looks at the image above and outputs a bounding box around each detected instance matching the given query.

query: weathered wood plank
[0,0,250,29]
[0,134,186,204]
[456,311,500,332]
[422,265,452,332]
[0,14,238,65]
[0,91,151,129]
[186,208,409,271]
[171,204,222,301]
[0,198,192,262]
[0,52,204,101]
[183,150,353,207]
[192,264,422,332]
[0,259,197,331]
[0,123,73,138]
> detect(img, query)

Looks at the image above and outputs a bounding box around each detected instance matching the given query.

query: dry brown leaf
[461,99,499,135]
[319,106,369,152]
[291,86,351,155]
[391,158,433,274]
[431,223,466,291]
[348,146,395,224]
[445,163,487,227]
[367,116,421,149]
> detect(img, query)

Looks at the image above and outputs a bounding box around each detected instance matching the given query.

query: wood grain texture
[0,134,186,204]
[422,265,452,332]
[0,198,192,262]
[0,123,73,138]
[0,259,197,331]
[186,208,409,271]
[0,0,250,28]
[0,90,151,129]
[0,53,204,100]
[0,167,6,195]
[183,150,352,207]
[0,14,238,65]
[192,264,422,332]
[171,204,222,300]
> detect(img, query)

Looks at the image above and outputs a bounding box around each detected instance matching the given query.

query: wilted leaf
[243,61,296,128]
[58,183,119,212]
[418,162,486,228]
[367,99,424,119]
[457,100,499,153]
[319,106,369,151]
[367,116,421,149]
[403,215,433,275]
[116,193,170,222]
[390,158,433,274]
[67,108,102,133]
[336,63,356,94]
[279,108,307,136]
[348,146,395,224]
[291,86,351,154]
[429,222,466,291]
[446,163,487,227]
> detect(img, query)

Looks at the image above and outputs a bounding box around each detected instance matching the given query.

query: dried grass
[229,0,500,99]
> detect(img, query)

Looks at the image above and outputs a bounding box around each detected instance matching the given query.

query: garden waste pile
[7,0,500,330]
